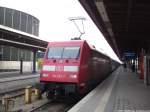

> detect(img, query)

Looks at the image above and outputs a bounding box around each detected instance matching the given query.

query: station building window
[3,46,10,61]
[11,47,19,61]
[13,10,20,30]
[19,50,25,61]
[27,15,32,34]
[21,12,27,32]
[0,45,33,61]
[26,50,32,61]
[18,48,33,61]
[0,7,4,25]
[0,46,2,61]
[5,8,13,28]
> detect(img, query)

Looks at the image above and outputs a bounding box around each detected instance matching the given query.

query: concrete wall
[0,61,38,72]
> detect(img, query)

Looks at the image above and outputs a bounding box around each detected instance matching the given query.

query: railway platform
[68,67,150,112]
[0,71,39,79]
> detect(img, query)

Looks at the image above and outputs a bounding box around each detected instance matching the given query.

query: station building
[0,6,47,72]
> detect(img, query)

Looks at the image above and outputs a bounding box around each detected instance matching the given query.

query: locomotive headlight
[70,74,77,78]
[42,73,48,77]
[64,66,79,72]
[42,65,56,71]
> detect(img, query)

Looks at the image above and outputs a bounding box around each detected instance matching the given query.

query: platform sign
[37,52,45,59]
[123,52,136,60]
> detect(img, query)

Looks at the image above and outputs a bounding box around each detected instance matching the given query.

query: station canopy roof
[79,0,150,59]
[0,25,47,51]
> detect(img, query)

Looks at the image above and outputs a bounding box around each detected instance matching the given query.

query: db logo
[56,66,64,71]
[59,60,63,63]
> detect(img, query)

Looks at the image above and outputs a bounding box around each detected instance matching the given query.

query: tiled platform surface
[69,67,150,112]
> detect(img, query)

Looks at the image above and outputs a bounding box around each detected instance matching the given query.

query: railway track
[28,100,74,112]
[28,97,79,112]
[0,75,39,96]
[29,100,52,112]
[0,75,78,112]
[0,86,79,112]
[0,88,24,99]
[0,84,39,103]
[0,84,41,112]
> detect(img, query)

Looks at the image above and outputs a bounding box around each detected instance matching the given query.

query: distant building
[0,6,39,36]
[0,6,46,72]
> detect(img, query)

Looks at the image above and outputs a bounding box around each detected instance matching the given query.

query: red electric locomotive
[40,40,112,99]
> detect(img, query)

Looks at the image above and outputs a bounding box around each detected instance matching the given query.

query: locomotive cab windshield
[47,46,80,59]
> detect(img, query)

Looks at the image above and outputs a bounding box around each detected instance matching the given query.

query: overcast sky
[0,0,120,62]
